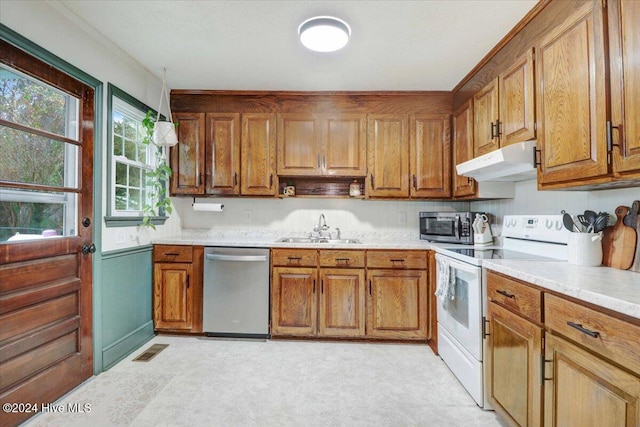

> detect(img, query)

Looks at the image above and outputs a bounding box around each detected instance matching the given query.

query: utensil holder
[474,227,493,246]
[567,232,603,266]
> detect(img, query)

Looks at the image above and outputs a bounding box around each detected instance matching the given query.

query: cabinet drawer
[487,271,542,323]
[545,293,640,375]
[319,250,365,268]
[271,249,318,267]
[154,245,193,263]
[366,250,426,269]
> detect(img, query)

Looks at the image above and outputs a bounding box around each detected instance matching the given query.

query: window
[105,84,166,227]
[0,64,79,242]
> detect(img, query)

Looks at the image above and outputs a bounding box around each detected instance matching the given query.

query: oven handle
[435,253,481,275]
[454,215,461,240]
[205,254,268,262]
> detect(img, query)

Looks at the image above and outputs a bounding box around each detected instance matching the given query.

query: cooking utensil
[601,206,637,270]
[625,200,640,273]
[594,212,609,233]
[562,213,579,232]
[577,214,589,232]
[585,210,597,225]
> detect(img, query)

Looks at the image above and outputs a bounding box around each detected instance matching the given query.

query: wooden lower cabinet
[153,263,193,330]
[271,267,317,336]
[153,245,203,333]
[319,268,366,337]
[486,302,543,427]
[544,333,640,427]
[366,269,428,339]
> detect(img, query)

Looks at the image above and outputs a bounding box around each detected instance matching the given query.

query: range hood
[456,140,537,182]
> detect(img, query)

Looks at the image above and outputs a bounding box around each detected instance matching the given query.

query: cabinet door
[499,48,536,147]
[410,114,451,198]
[271,267,317,336]
[536,0,608,186]
[544,334,640,427]
[277,113,322,176]
[608,0,640,175]
[319,268,366,337]
[205,113,240,195]
[367,114,409,197]
[453,100,476,197]
[486,302,542,427]
[153,263,193,330]
[241,113,276,195]
[473,78,499,157]
[322,114,367,176]
[170,112,205,195]
[366,269,427,339]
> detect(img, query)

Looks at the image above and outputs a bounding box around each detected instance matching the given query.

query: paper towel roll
[192,203,224,212]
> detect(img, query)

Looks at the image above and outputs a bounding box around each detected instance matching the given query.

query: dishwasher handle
[205,253,268,262]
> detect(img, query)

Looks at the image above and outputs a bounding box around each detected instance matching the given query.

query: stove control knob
[545,219,553,229]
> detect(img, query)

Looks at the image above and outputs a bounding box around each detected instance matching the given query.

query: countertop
[482,259,640,320]
[153,230,640,320]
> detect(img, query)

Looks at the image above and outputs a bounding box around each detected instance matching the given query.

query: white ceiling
[58,0,538,91]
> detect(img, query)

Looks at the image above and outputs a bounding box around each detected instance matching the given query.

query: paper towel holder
[192,198,224,212]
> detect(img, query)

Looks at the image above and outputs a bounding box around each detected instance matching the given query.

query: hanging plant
[141,110,174,229]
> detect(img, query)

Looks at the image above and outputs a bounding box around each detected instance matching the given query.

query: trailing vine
[140,110,173,229]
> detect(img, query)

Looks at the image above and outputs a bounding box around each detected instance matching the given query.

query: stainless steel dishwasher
[203,247,270,338]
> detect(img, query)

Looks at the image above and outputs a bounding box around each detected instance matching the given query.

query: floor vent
[132,344,169,362]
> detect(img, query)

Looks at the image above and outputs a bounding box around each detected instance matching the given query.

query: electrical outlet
[397,211,407,225]
[115,232,126,245]
[245,210,253,222]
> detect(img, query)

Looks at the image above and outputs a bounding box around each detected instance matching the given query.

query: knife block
[474,226,493,246]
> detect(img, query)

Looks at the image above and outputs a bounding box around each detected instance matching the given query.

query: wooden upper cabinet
[277,113,366,177]
[473,78,499,157]
[608,0,640,176]
[277,114,321,176]
[499,48,536,147]
[241,113,277,196]
[410,114,451,198]
[536,0,608,186]
[322,114,367,176]
[171,112,205,195]
[453,100,476,197]
[367,114,409,197]
[205,113,240,195]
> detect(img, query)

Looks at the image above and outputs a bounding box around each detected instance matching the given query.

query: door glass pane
[0,126,79,188]
[444,275,469,327]
[0,65,79,139]
[0,189,77,242]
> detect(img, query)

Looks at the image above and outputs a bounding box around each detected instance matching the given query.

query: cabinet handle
[323,155,326,169]
[198,173,202,187]
[313,279,316,294]
[287,256,302,264]
[369,279,372,295]
[269,174,273,188]
[482,316,490,339]
[496,289,515,299]
[541,355,553,383]
[321,279,324,294]
[567,321,600,338]
[335,258,350,265]
[186,274,190,288]
[234,172,238,186]
[495,119,502,137]
[370,174,374,188]
[390,259,405,266]
[412,175,417,189]
[317,154,321,168]
[490,121,496,139]
[163,252,180,256]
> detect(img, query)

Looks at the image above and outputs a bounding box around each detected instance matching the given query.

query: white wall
[177,196,469,237]
[472,179,639,232]
[0,0,182,251]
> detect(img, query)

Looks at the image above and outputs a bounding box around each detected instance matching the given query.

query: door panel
[323,115,367,176]
[319,268,365,337]
[241,113,276,195]
[277,114,321,176]
[205,113,240,195]
[171,112,205,194]
[271,267,317,336]
[367,114,409,197]
[410,115,451,198]
[0,39,94,427]
[473,78,499,157]
[453,101,476,197]
[500,48,536,146]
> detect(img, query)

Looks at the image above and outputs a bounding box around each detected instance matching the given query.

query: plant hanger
[152,67,179,148]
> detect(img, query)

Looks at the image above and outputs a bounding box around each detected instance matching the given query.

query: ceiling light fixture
[298,16,351,52]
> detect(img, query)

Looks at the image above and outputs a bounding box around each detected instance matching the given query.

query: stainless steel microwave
[419,212,480,244]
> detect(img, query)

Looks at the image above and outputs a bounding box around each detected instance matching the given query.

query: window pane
[129,189,140,210]
[0,189,77,242]
[0,65,78,139]
[124,118,137,141]
[0,125,79,188]
[129,165,141,187]
[124,140,136,161]
[137,143,147,164]
[115,162,127,186]
[115,187,126,210]
[114,135,123,156]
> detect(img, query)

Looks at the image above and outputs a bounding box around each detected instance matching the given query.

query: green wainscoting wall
[100,245,155,370]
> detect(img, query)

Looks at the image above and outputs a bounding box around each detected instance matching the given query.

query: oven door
[436,254,482,361]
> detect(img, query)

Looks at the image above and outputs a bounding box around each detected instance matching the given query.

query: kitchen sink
[276,237,361,244]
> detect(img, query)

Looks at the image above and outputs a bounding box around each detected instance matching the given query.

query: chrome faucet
[312,214,330,238]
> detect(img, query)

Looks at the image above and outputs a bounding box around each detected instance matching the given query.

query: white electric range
[433,215,570,409]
